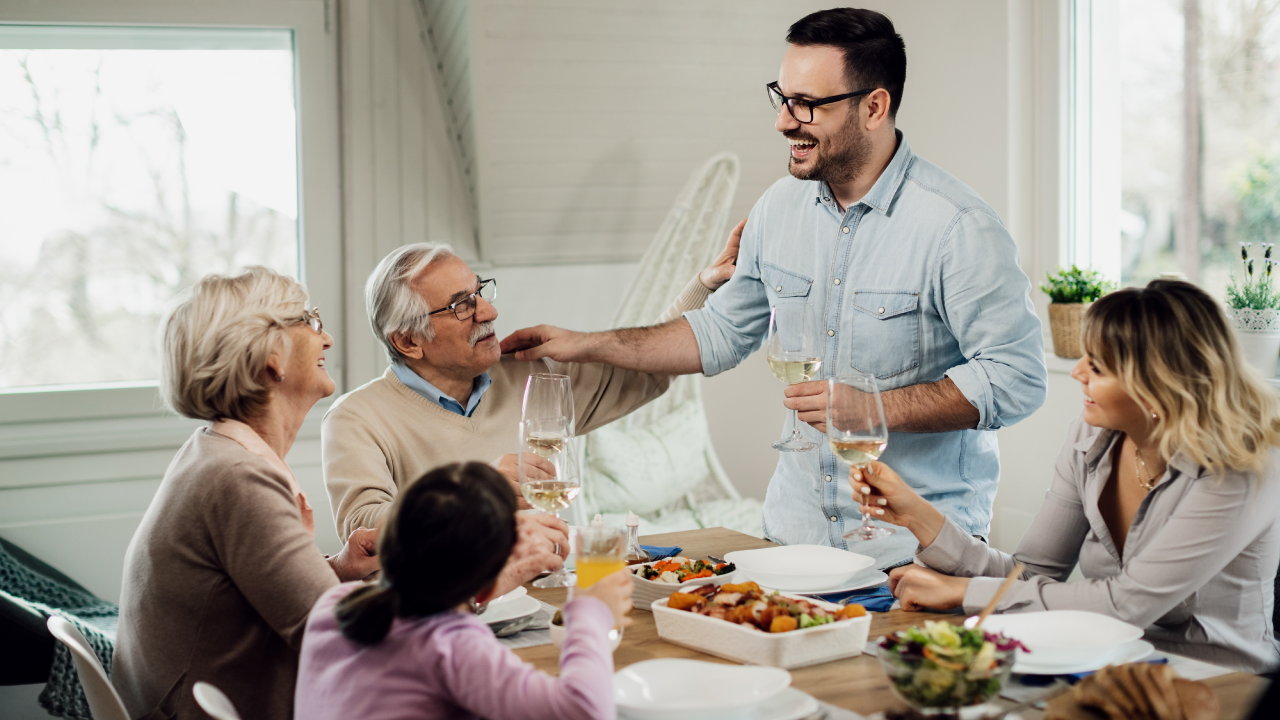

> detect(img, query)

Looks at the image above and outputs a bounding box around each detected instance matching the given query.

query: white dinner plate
[1013,639,1155,675]
[488,586,527,606]
[613,659,791,720]
[725,545,875,591]
[618,687,819,720]
[744,688,821,720]
[981,610,1145,667]
[764,569,889,596]
[477,595,540,626]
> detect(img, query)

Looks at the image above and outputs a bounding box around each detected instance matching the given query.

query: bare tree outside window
[1121,0,1280,293]
[0,33,298,390]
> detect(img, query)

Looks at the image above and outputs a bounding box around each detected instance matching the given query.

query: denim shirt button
[878,307,885,314]
[830,516,838,522]
[827,329,835,337]
[825,475,832,482]
[833,278,841,285]
[776,285,782,292]
[842,227,850,234]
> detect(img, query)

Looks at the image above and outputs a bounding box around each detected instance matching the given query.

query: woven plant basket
[1048,303,1090,359]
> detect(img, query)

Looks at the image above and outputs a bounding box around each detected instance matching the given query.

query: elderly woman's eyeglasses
[426,278,498,322]
[293,308,323,334]
[766,81,874,124]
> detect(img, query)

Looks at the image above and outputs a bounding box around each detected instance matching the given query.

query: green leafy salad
[877,621,1026,709]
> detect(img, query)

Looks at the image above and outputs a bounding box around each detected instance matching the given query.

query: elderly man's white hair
[365,242,458,365]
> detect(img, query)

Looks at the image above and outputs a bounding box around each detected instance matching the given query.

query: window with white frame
[1071,0,1280,294]
[0,26,300,390]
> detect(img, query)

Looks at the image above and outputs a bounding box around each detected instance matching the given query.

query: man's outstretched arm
[498,317,704,376]
[499,217,748,376]
[785,376,979,434]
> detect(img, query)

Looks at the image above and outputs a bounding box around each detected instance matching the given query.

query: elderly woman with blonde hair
[111,266,378,720]
[852,279,1280,672]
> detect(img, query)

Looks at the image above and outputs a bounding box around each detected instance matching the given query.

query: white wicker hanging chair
[574,153,764,537]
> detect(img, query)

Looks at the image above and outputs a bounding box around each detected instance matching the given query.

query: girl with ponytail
[294,462,633,719]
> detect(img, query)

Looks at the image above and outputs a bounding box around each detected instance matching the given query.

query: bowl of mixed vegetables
[629,557,738,610]
[876,621,1024,713]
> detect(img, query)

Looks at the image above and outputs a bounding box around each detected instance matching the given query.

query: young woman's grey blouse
[916,416,1280,673]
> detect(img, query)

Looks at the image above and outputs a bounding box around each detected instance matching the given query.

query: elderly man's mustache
[469,321,495,347]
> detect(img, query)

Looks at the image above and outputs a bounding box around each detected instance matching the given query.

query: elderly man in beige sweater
[322,231,741,537]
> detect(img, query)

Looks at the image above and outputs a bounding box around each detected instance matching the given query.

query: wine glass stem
[857,465,876,528]
[788,407,804,440]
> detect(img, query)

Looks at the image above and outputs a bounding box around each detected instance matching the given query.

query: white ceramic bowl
[723,545,874,592]
[628,558,738,611]
[979,610,1145,668]
[613,658,790,720]
[549,618,623,652]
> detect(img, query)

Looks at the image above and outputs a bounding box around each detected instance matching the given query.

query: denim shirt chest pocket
[761,262,813,300]
[849,290,920,379]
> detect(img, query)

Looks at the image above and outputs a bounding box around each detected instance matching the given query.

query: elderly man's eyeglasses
[766,82,874,124]
[426,278,498,322]
[293,308,323,334]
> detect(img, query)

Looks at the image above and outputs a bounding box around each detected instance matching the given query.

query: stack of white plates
[980,610,1154,675]
[614,659,820,720]
[724,545,875,592]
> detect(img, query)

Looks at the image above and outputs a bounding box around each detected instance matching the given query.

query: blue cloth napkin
[812,583,895,613]
[639,545,682,561]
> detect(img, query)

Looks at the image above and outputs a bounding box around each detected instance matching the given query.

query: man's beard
[469,321,495,347]
[785,111,872,187]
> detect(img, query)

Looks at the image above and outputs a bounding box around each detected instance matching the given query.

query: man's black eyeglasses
[767,82,874,124]
[425,277,498,322]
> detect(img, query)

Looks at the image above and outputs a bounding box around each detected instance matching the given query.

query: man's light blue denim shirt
[391,362,493,417]
[684,132,1047,567]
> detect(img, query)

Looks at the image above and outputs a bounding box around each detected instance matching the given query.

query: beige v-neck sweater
[322,277,711,536]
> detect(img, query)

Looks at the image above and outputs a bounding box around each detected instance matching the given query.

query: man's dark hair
[787,8,907,118]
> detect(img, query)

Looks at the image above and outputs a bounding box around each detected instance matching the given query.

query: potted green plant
[1226,242,1280,376]
[1040,266,1116,359]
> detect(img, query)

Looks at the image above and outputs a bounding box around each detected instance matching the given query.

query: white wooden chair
[45,615,129,720]
[193,681,243,720]
[577,152,763,536]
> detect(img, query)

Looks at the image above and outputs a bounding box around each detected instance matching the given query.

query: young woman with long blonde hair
[854,279,1280,672]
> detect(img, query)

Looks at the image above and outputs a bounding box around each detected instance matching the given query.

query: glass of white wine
[520,428,581,588]
[766,302,821,452]
[828,372,894,541]
[522,373,573,455]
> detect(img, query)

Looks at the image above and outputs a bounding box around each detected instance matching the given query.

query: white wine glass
[522,373,573,454]
[766,302,821,452]
[521,432,581,588]
[828,372,894,541]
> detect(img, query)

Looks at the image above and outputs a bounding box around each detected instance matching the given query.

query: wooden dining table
[516,527,1270,719]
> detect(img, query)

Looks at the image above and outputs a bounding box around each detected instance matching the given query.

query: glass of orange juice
[574,526,626,588]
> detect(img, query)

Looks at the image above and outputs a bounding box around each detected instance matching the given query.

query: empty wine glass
[766,302,821,452]
[521,433,581,588]
[828,372,894,541]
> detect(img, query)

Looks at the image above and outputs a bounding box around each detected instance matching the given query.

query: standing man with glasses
[320,241,740,539]
[501,8,1047,569]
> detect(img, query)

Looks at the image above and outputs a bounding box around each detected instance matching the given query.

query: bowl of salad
[628,557,738,611]
[876,621,1024,715]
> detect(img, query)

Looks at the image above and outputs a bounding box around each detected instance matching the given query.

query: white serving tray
[651,594,871,669]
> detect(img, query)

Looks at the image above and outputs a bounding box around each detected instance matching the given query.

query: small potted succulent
[1226,242,1280,376]
[1041,266,1116,359]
